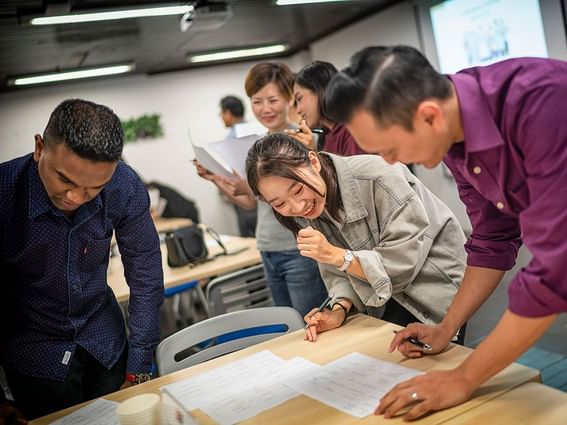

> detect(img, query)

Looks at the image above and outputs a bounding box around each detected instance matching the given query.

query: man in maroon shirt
[326,45,567,419]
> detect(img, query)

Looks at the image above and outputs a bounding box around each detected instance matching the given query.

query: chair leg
[195,285,210,318]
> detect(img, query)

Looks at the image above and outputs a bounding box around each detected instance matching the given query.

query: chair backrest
[156,306,303,375]
[206,264,273,317]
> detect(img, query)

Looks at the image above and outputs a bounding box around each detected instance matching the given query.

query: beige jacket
[302,154,466,324]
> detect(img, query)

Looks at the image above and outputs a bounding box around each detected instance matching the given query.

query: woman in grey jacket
[246,133,466,342]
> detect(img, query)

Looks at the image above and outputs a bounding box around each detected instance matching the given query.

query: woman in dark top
[292,61,367,156]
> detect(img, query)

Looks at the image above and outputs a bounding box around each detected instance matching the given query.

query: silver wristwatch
[337,249,354,271]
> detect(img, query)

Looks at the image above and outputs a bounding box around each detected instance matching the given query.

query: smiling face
[346,104,454,169]
[34,135,116,214]
[294,83,320,128]
[257,152,326,219]
[250,82,290,132]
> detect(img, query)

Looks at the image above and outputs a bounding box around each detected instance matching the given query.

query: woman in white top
[197,63,328,316]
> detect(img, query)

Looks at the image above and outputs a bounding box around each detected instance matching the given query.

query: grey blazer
[301,153,466,325]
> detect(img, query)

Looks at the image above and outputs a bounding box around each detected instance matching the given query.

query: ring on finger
[411,392,419,401]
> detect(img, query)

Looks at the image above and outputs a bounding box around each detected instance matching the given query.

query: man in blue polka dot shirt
[0,99,164,421]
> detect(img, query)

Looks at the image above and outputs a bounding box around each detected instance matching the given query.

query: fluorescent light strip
[30,5,192,25]
[189,44,288,63]
[276,0,348,5]
[12,64,134,86]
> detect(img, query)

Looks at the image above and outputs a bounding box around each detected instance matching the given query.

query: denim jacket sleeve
[318,192,430,312]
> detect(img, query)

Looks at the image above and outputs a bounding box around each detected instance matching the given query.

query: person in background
[246,134,465,342]
[220,95,246,141]
[146,181,200,224]
[196,63,328,316]
[326,44,567,419]
[220,95,257,237]
[291,60,367,156]
[0,99,164,421]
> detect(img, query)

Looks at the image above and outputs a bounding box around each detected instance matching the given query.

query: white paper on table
[50,398,119,425]
[162,350,300,425]
[285,352,422,418]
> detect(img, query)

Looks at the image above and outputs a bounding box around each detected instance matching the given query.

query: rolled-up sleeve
[319,193,430,310]
[115,178,164,373]
[353,194,429,307]
[448,163,521,270]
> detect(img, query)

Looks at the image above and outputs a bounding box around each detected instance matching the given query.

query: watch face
[345,251,354,261]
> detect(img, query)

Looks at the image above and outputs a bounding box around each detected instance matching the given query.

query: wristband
[331,301,349,325]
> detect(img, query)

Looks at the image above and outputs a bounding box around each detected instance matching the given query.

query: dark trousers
[4,345,127,420]
[369,299,467,345]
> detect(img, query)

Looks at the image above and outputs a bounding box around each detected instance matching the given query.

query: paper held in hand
[190,133,259,179]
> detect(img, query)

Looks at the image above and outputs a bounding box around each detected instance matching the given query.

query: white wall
[0,53,310,235]
[310,1,421,68]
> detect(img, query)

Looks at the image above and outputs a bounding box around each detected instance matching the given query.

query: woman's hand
[297,226,344,266]
[285,120,316,149]
[304,305,347,342]
[193,160,216,182]
[216,172,254,197]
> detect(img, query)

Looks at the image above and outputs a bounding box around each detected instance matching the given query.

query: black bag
[165,224,209,268]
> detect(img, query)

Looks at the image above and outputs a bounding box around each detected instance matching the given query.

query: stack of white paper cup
[116,393,161,425]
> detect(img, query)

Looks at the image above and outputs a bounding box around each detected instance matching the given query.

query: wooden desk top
[32,315,539,425]
[447,382,567,424]
[108,235,261,303]
[153,217,193,234]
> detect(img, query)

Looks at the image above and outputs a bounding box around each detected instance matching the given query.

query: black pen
[393,330,432,351]
[304,292,334,330]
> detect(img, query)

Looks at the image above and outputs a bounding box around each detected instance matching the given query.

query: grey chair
[206,264,273,317]
[156,306,304,375]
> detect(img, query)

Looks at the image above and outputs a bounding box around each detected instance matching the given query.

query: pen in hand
[393,330,432,351]
[304,292,335,330]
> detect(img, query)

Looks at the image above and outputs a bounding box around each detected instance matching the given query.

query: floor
[464,247,567,390]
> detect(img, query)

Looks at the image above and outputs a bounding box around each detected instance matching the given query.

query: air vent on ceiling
[180,1,233,32]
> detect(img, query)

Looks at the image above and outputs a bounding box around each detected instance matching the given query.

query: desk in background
[32,314,540,425]
[108,234,261,304]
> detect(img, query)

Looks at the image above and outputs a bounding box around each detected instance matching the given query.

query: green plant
[121,114,164,142]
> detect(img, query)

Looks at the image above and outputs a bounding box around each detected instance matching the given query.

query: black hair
[245,133,342,235]
[325,45,452,130]
[295,61,338,126]
[43,98,123,162]
[220,95,245,118]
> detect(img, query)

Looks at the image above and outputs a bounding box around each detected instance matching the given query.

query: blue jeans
[260,250,328,317]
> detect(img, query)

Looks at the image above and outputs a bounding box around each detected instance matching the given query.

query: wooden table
[448,382,567,424]
[109,235,261,303]
[153,217,193,234]
[32,315,540,425]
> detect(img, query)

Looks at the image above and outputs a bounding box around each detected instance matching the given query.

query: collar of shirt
[322,153,368,226]
[448,72,505,153]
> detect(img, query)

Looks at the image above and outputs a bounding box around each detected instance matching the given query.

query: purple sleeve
[445,159,521,271]
[507,76,567,317]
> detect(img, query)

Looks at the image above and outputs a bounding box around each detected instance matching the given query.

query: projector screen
[429,0,549,73]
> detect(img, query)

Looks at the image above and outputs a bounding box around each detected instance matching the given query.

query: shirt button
[496,202,504,210]
[72,284,78,290]
[473,166,482,175]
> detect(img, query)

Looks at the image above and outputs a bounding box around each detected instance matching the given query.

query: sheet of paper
[191,141,233,178]
[285,352,422,418]
[208,134,259,178]
[162,350,300,425]
[233,121,266,138]
[50,398,119,425]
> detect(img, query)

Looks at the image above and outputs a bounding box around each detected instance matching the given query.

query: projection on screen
[430,0,548,73]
